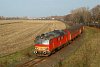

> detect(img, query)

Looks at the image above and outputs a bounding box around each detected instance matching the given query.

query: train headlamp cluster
[35,47,48,51]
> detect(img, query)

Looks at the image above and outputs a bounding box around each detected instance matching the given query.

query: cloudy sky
[0,0,99,17]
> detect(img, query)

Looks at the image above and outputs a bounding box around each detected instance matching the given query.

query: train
[34,24,84,56]
[84,23,100,28]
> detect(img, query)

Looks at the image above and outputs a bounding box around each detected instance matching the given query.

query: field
[0,20,67,57]
[1,20,99,67]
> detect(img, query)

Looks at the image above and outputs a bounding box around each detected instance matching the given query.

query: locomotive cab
[34,34,51,56]
[34,30,66,56]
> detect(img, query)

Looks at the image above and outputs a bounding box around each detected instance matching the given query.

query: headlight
[35,47,48,50]
[35,47,38,50]
[44,48,48,50]
[42,47,48,50]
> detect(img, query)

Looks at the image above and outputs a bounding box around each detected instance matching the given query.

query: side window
[61,36,63,40]
[58,37,60,41]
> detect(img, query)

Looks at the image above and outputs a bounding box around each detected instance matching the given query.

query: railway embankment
[61,27,100,67]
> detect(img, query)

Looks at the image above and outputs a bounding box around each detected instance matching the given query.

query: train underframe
[34,50,51,56]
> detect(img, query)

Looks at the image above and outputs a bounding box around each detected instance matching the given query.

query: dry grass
[0,20,67,57]
[0,20,68,67]
[0,46,35,67]
[62,27,100,67]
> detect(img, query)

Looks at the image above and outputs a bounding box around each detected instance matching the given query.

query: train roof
[35,30,65,40]
[68,24,83,32]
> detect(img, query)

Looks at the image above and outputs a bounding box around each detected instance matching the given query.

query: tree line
[0,16,29,20]
[64,5,100,24]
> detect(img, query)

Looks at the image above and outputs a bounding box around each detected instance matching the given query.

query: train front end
[34,36,51,56]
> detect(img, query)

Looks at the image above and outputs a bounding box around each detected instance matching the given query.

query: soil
[0,20,66,57]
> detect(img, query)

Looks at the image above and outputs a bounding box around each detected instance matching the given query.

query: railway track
[16,32,83,67]
[17,57,46,67]
[18,32,84,67]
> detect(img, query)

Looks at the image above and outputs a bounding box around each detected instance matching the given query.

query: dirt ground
[0,20,66,57]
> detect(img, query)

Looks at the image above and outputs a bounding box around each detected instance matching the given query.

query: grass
[0,20,68,67]
[0,46,35,67]
[0,20,67,57]
[60,27,100,67]
[1,26,99,67]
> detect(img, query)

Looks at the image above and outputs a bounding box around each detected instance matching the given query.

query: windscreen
[35,39,49,45]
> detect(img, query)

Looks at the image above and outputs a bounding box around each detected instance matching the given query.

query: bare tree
[91,5,100,23]
[70,7,91,24]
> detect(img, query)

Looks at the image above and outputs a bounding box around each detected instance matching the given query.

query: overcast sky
[0,0,99,17]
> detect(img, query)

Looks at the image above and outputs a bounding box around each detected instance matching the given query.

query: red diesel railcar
[34,24,84,56]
